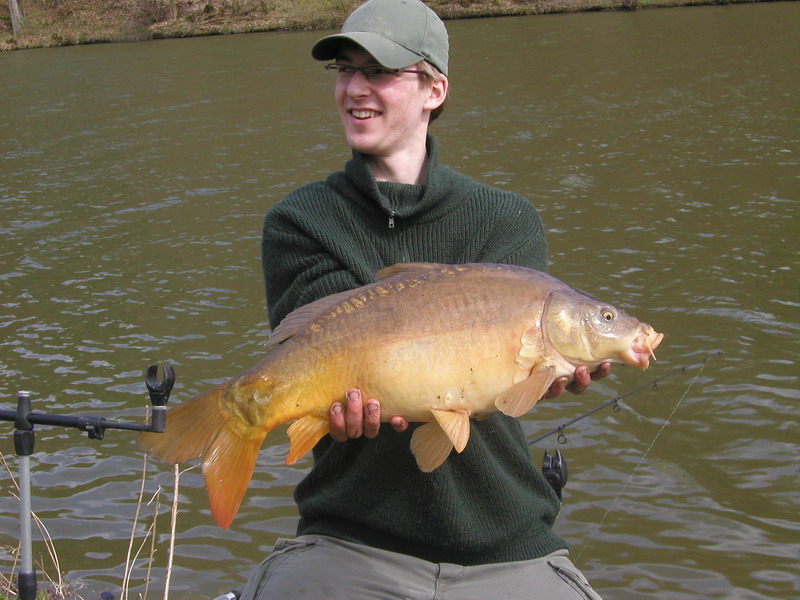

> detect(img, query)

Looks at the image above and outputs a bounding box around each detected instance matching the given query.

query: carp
[139,262,663,529]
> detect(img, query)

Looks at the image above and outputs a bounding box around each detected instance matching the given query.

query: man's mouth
[350,109,380,120]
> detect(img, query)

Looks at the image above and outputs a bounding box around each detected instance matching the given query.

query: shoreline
[1,0,772,52]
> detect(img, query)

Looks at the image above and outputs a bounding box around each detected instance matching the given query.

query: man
[240,1,608,598]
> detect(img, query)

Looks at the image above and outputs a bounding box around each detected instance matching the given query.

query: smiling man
[240,0,608,598]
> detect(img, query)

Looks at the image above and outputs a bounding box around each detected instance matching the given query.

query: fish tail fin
[201,420,266,530]
[138,384,268,529]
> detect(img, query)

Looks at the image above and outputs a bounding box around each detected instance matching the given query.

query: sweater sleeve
[475,191,548,272]
[262,202,361,328]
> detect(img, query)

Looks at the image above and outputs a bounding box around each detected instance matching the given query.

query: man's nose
[345,69,372,95]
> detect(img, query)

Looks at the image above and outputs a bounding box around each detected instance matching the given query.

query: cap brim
[311,31,424,70]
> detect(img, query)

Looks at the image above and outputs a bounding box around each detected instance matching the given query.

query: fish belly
[281,323,532,423]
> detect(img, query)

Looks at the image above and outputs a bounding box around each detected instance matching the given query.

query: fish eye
[600,309,616,321]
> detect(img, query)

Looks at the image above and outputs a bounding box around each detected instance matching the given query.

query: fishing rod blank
[530,351,722,446]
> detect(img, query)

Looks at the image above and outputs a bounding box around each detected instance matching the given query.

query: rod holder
[2,365,173,600]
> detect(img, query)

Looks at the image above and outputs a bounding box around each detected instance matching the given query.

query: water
[1,3,798,598]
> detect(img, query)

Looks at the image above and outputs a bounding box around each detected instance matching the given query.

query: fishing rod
[0,365,173,600]
[531,351,721,446]
[535,351,721,498]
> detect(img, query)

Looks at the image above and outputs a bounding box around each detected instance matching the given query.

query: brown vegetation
[0,0,764,51]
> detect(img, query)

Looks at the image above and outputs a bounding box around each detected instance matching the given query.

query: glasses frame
[324,63,427,82]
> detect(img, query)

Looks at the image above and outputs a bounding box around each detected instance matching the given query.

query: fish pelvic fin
[286,414,330,465]
[495,364,556,417]
[430,409,471,453]
[410,421,455,472]
[138,385,268,530]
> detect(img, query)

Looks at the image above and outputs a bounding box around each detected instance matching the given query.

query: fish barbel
[139,262,663,528]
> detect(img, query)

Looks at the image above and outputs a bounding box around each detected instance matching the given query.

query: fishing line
[573,352,717,563]
[529,351,722,447]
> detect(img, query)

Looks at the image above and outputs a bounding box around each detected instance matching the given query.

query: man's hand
[545,362,612,398]
[329,388,409,442]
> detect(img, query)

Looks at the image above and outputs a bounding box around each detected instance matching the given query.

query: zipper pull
[388,211,395,229]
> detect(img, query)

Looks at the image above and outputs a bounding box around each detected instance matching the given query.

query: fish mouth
[621,326,664,369]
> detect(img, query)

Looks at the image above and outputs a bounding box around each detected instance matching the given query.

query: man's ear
[424,76,448,112]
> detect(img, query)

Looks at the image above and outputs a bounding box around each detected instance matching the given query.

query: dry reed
[0,446,184,600]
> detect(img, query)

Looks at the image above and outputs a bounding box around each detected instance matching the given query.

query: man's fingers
[331,389,408,440]
[545,377,568,399]
[330,402,347,442]
[364,399,381,438]
[345,388,363,438]
[390,415,408,432]
[565,366,591,394]
[590,362,613,381]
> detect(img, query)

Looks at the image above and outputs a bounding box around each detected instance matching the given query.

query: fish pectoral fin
[410,422,455,472]
[495,364,556,417]
[286,414,330,465]
[430,408,471,453]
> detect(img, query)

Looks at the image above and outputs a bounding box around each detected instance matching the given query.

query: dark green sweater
[261,137,566,565]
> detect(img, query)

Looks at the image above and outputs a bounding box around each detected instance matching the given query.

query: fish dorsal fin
[375,262,444,281]
[494,363,556,417]
[286,414,330,464]
[430,408,471,453]
[410,421,455,472]
[267,287,362,347]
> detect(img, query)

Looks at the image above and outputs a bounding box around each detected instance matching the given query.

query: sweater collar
[328,136,475,224]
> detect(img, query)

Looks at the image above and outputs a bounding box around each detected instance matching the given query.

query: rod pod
[14,391,36,600]
[3,365,173,600]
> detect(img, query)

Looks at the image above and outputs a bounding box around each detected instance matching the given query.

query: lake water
[0,2,798,598]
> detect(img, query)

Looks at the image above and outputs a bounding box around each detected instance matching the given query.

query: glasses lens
[324,64,413,84]
[365,67,397,83]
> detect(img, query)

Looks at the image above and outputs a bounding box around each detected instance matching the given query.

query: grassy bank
[1,0,768,51]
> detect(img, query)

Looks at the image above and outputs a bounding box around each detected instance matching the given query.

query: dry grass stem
[142,488,162,600]
[123,451,150,600]
[162,464,181,600]
[1,440,171,599]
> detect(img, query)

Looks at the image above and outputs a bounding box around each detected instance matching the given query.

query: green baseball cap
[311,0,449,76]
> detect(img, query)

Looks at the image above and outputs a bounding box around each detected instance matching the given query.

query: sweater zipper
[388,211,395,229]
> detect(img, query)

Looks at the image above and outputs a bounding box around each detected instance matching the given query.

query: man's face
[333,46,440,158]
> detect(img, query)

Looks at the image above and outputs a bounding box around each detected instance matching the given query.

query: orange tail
[138,385,267,529]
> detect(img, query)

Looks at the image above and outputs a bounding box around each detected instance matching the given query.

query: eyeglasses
[324,63,425,83]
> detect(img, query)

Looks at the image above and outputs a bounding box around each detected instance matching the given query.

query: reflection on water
[1,3,798,599]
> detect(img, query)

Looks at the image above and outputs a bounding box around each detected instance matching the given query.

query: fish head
[543,290,664,370]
